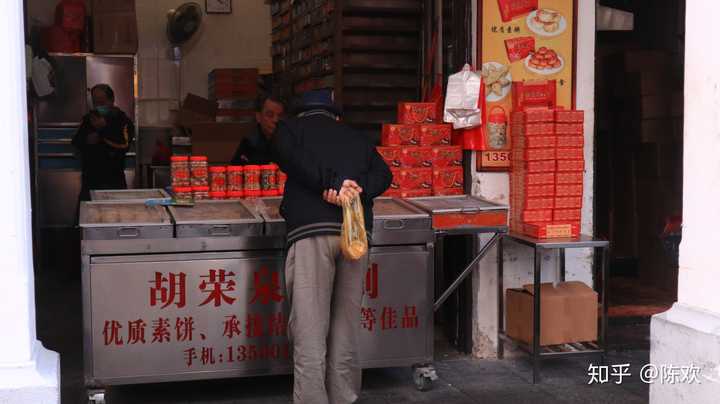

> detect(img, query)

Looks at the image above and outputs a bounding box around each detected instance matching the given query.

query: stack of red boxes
[510,107,585,239]
[376,102,464,198]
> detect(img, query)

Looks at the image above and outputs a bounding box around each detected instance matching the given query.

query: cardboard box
[523,222,580,239]
[431,146,463,167]
[506,281,598,346]
[190,122,256,163]
[553,209,582,221]
[419,124,452,146]
[381,124,420,146]
[556,136,584,148]
[400,146,433,168]
[432,167,464,189]
[377,146,402,168]
[92,0,138,54]
[398,102,438,124]
[557,160,585,172]
[556,172,584,185]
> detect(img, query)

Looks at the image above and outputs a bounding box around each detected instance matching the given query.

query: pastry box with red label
[433,167,464,189]
[553,209,582,222]
[512,148,556,162]
[513,135,557,149]
[523,222,580,239]
[512,80,557,111]
[555,123,584,136]
[407,195,508,230]
[381,124,420,146]
[395,168,433,190]
[557,159,585,172]
[398,102,438,124]
[556,147,584,160]
[555,109,585,123]
[497,0,538,22]
[557,136,584,148]
[505,36,535,62]
[377,146,402,168]
[400,146,433,168]
[419,124,452,146]
[431,146,463,167]
[556,184,584,197]
[556,172,584,185]
[554,196,583,209]
[514,159,556,173]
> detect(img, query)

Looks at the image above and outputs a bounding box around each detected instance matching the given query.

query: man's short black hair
[91,84,115,101]
[255,92,286,112]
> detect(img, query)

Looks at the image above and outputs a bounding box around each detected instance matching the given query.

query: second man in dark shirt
[230,92,286,165]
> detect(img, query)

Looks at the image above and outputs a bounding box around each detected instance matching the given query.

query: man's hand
[90,114,106,130]
[323,180,363,207]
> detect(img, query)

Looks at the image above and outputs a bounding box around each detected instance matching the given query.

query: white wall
[470,0,596,357]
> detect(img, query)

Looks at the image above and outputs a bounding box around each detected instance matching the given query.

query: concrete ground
[35,268,650,404]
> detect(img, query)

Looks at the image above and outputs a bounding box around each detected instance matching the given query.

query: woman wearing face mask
[72,83,135,201]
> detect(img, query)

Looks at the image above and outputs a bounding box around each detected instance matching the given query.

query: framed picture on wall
[206,0,232,14]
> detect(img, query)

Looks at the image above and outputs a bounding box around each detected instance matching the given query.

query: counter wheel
[412,364,438,391]
[88,389,106,404]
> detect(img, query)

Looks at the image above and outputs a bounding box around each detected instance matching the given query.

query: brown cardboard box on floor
[506,281,598,346]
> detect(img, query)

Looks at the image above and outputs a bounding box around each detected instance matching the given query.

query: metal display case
[90,189,170,202]
[168,200,264,238]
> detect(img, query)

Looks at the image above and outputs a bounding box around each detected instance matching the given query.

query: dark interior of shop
[595,0,685,347]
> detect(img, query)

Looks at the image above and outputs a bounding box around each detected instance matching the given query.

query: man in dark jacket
[72,84,134,201]
[272,89,392,404]
[230,92,286,165]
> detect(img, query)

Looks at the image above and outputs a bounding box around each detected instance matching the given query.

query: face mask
[95,105,110,116]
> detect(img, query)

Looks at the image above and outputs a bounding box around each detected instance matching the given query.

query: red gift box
[553,209,582,222]
[419,124,452,146]
[513,171,555,186]
[401,189,433,198]
[556,147,584,160]
[557,159,585,172]
[377,146,402,168]
[382,124,420,146]
[522,123,556,136]
[400,146,433,168]
[555,109,585,123]
[521,197,555,210]
[396,168,433,190]
[556,172,584,185]
[512,80,557,111]
[556,184,584,197]
[557,136,584,148]
[497,0,538,22]
[431,145,463,167]
[505,36,535,62]
[382,188,402,197]
[521,209,553,223]
[523,222,580,239]
[398,102,438,124]
[555,123,584,135]
[512,148,556,161]
[433,167,464,189]
[554,196,583,209]
[514,135,557,149]
[433,187,465,196]
[515,159,556,173]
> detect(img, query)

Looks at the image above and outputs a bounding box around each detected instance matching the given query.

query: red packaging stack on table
[510,107,585,239]
[379,102,463,198]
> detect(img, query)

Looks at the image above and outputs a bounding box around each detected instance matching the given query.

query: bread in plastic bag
[341,195,368,260]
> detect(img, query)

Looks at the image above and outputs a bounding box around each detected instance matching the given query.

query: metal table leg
[434,232,503,312]
[600,246,609,365]
[559,248,566,282]
[497,237,504,359]
[533,247,542,384]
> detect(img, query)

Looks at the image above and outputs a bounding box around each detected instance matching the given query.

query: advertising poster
[478,0,576,170]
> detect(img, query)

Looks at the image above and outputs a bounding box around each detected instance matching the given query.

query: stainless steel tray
[406,195,508,213]
[168,200,264,238]
[90,188,170,202]
[254,197,286,237]
[371,198,432,246]
[79,202,173,240]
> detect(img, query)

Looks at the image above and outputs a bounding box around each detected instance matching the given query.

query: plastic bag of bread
[341,195,368,260]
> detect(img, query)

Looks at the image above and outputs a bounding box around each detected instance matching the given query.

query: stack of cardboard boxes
[510,103,585,239]
[208,69,259,123]
[376,102,464,198]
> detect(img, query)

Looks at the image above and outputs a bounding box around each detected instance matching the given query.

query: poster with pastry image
[478,0,576,170]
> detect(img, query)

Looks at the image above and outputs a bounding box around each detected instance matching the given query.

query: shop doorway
[594,0,684,347]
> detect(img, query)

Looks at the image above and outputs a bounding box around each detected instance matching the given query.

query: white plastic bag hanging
[443,64,483,129]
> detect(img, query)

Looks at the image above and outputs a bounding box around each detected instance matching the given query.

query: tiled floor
[35,269,650,404]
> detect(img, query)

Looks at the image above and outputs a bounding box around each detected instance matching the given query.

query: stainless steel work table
[497,233,610,384]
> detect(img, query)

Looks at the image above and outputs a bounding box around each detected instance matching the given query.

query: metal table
[90,188,170,202]
[497,233,610,383]
[405,196,509,313]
